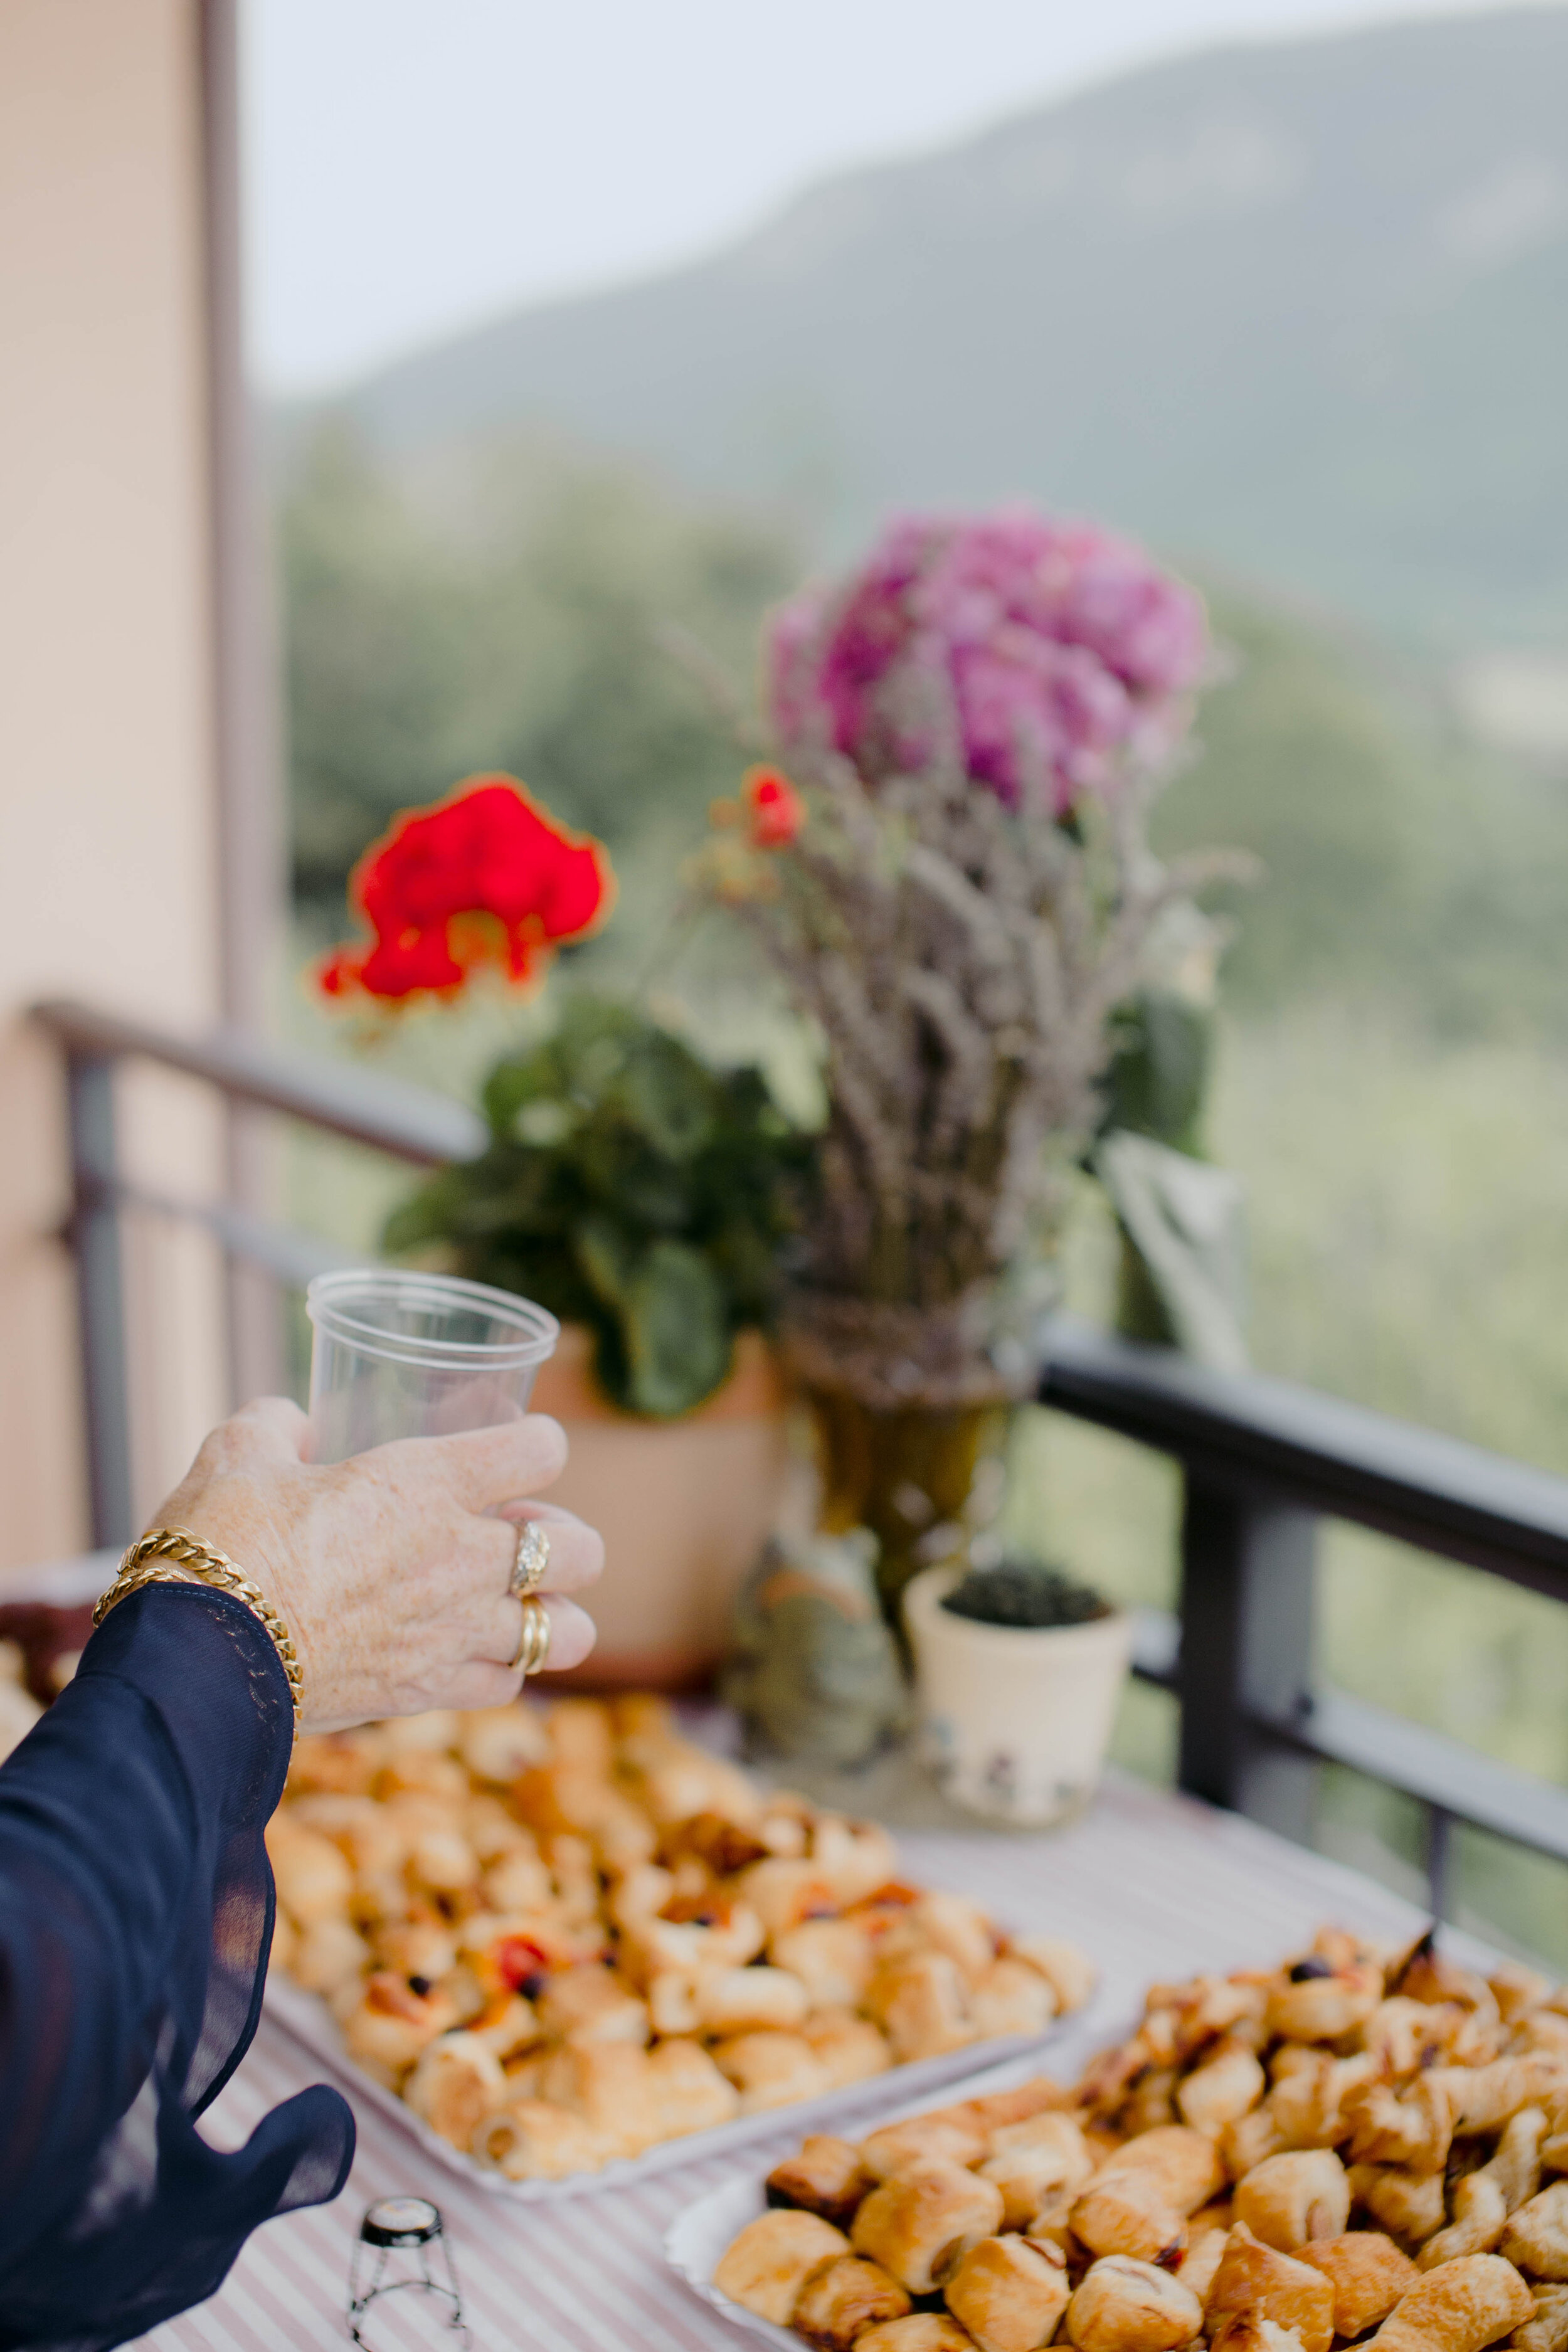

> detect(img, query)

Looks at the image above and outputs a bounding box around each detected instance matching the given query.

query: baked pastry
[1066,2255,1204,2351]
[405,2030,506,2149]
[855,2320,977,2351]
[850,2161,1007,2294]
[712,2210,850,2324]
[793,2255,911,2349]
[1294,2230,1418,2336]
[272,1693,1084,2180]
[718,1922,1568,2352]
[1204,2222,1336,2352]
[768,2137,877,2228]
[943,2234,1068,2352]
[1364,2250,1534,2349]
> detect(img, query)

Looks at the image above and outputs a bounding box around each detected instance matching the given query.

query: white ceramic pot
[904,1564,1132,1826]
[528,1325,790,1691]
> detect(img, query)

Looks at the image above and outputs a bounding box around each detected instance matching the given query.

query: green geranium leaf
[620,1239,732,1417]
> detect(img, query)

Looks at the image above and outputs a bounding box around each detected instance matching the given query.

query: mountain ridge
[314,6,1568,647]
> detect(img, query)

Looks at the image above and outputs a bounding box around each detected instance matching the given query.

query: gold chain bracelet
[94,1527,304,1740]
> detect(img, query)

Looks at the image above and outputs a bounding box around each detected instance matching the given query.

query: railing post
[64,1051,134,1547]
[1177,1475,1318,1844]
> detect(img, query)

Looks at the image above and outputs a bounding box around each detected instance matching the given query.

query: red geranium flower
[744,764,805,849]
[315,776,615,1005]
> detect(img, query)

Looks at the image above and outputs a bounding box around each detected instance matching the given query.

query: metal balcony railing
[32,997,1568,1924]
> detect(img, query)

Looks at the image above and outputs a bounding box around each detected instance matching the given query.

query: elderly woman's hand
[148,1397,601,1731]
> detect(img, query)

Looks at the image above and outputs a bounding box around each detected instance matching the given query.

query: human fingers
[389,1414,569,1512]
[474,1592,597,1677]
[494,1503,605,1596]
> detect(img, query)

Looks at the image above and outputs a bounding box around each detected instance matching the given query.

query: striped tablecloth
[138,1772,1453,2352]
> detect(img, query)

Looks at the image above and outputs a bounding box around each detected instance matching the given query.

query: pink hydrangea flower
[768,509,1207,813]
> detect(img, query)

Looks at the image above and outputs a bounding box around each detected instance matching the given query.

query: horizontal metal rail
[33,999,1568,1931]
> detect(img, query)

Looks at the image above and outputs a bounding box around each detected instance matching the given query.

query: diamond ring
[509,1520,551,1599]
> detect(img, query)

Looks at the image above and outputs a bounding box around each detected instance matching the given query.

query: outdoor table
[137,1767,1458,2352]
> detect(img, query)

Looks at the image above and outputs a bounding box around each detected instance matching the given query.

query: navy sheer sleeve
[0,1584,354,2351]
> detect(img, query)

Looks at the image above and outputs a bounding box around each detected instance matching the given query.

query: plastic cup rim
[305,1268,560,1371]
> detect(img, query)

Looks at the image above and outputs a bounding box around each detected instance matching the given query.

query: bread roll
[712,2210,850,2326]
[943,2235,1069,2352]
[793,2255,911,2350]
[1233,2149,1350,2249]
[1205,2222,1336,2352]
[1364,2252,1533,2351]
[767,2136,876,2229]
[1066,2256,1204,2352]
[1295,2232,1418,2336]
[850,2161,1006,2294]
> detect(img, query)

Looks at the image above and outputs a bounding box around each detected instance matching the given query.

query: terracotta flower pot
[904,1564,1131,1826]
[529,1325,790,1692]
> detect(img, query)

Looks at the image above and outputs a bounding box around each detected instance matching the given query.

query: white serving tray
[665,2026,1133,2343]
[262,1966,1073,2203]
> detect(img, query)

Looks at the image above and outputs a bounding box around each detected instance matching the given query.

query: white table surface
[133,1767,1467,2352]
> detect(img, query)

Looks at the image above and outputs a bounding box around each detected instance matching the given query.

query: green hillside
[309,6,1568,649]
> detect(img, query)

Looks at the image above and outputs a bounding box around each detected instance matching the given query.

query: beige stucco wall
[0,0,225,1570]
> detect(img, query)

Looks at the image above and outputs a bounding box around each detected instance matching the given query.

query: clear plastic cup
[305,1269,559,1464]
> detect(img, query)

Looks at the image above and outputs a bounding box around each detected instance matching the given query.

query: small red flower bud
[743,765,805,849]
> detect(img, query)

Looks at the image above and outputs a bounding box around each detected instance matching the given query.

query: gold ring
[510,1594,551,1677]
[509,1520,551,1599]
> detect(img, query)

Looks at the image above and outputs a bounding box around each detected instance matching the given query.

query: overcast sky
[244,0,1555,395]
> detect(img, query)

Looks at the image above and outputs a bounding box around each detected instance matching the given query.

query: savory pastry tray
[664,2037,1121,2338]
[263,1967,1071,2202]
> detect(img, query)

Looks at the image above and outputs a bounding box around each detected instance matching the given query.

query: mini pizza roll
[988,2109,1090,2169]
[638,1746,761,1829]
[406,1821,480,1894]
[287,1730,380,1796]
[342,1970,458,2075]
[1204,2223,1336,2352]
[850,2161,1007,2294]
[734,1857,839,1937]
[1233,2148,1350,2249]
[1006,1934,1096,2014]
[457,1698,548,1783]
[1515,2282,1568,2352]
[768,2136,876,2228]
[855,2319,977,2352]
[1365,2252,1534,2350]
[771,1919,876,2008]
[1179,2039,1268,2135]
[375,1746,468,1803]
[536,1962,649,2047]
[1350,2161,1449,2247]
[1451,2058,1568,2136]
[589,1798,660,1878]
[970,1958,1057,2042]
[606,1862,676,1931]
[712,2030,829,2114]
[290,1915,370,1996]
[645,1968,706,2036]
[644,2037,738,2137]
[475,2095,619,2179]
[712,2210,850,2325]
[1421,2171,1510,2269]
[1295,2232,1419,2336]
[866,1951,975,2063]
[266,1816,352,1924]
[908,1891,997,1983]
[537,2041,662,2156]
[803,2010,893,2088]
[546,1697,615,1775]
[810,1815,898,1907]
[482,1847,553,1913]
[861,2114,989,2182]
[794,2255,912,2351]
[465,1991,539,2063]
[405,2030,507,2149]
[1065,2255,1204,2352]
[1505,2182,1568,2279]
[374,1920,458,1983]
[693,1964,810,2036]
[944,2235,1069,2352]
[1266,1960,1381,2043]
